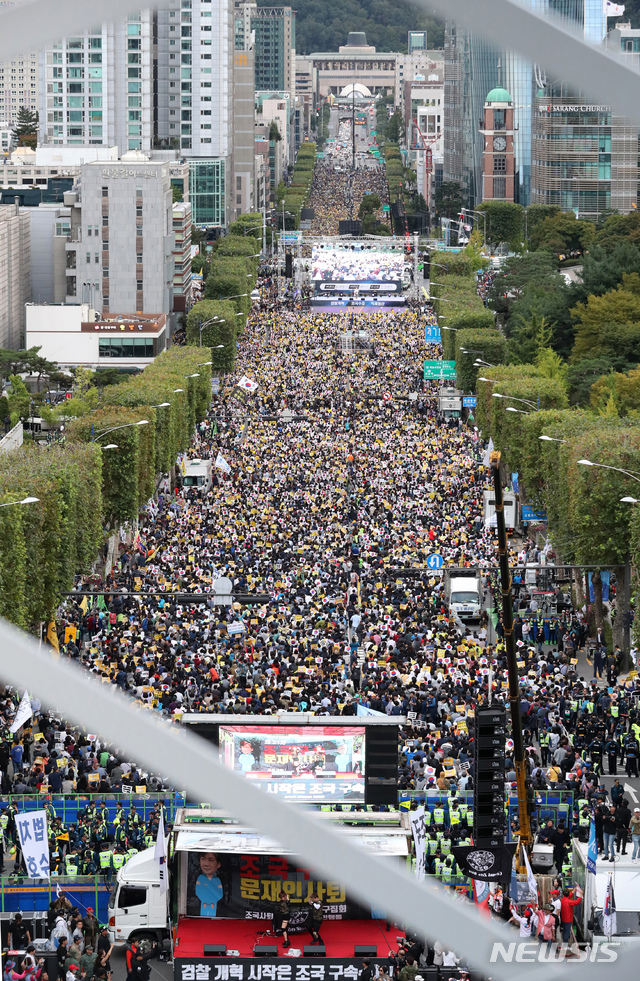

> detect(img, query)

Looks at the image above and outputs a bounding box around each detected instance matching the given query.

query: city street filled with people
[1,160,639,971]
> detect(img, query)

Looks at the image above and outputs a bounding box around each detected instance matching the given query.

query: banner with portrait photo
[183,852,373,928]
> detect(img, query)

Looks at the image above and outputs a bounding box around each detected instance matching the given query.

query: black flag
[451,843,517,882]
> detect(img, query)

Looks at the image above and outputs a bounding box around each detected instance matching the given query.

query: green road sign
[424,360,456,380]
[382,204,390,213]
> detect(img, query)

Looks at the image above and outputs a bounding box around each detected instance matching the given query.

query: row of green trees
[484,214,640,405]
[185,231,262,370]
[0,443,102,630]
[67,346,211,527]
[0,348,212,631]
[476,391,640,645]
[428,246,506,391]
[277,141,316,229]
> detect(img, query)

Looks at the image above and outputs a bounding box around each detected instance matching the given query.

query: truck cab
[445,570,482,622]
[181,458,212,494]
[108,849,169,947]
[438,387,462,420]
[572,839,640,946]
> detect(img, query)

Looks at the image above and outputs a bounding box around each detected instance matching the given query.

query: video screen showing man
[219,726,364,780]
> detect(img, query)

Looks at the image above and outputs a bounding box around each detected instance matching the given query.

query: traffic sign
[382,392,391,401]
[522,505,547,522]
[424,360,456,380]
[425,326,441,343]
[426,553,444,570]
[463,396,477,408]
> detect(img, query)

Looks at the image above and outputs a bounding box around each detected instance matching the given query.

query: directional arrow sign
[426,553,444,570]
[624,782,639,804]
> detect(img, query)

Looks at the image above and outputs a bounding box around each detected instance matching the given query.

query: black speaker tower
[473,704,506,848]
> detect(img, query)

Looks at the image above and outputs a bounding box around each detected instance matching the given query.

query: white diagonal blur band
[0,618,566,981]
[0,0,162,65]
[418,0,640,124]
[1,0,640,125]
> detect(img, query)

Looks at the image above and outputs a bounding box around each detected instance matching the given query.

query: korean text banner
[16,809,50,879]
[177,959,371,981]
[184,852,375,926]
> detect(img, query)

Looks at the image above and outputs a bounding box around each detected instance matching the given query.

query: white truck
[482,488,518,532]
[181,458,212,493]
[572,840,640,946]
[107,807,411,948]
[438,387,463,421]
[444,569,483,622]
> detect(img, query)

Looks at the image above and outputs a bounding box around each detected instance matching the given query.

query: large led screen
[218,725,366,802]
[311,248,403,285]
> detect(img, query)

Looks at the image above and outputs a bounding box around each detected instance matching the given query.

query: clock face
[493,136,507,151]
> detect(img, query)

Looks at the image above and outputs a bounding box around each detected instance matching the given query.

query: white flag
[237,375,259,393]
[409,806,427,881]
[605,0,625,14]
[10,691,33,733]
[523,845,538,902]
[153,808,169,894]
[481,437,494,468]
[215,452,231,475]
[16,810,49,879]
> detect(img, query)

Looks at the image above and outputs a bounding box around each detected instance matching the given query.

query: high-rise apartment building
[172,201,192,311]
[156,0,235,228]
[0,201,30,348]
[233,4,257,218]
[38,12,154,151]
[235,1,295,96]
[0,1,38,131]
[444,0,606,207]
[37,3,236,228]
[156,0,234,158]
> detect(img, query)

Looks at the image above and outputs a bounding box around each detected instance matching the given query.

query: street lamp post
[463,208,487,244]
[199,317,221,347]
[91,420,149,442]
[0,496,39,508]
[490,392,538,410]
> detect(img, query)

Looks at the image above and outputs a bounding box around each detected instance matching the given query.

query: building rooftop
[486,86,513,104]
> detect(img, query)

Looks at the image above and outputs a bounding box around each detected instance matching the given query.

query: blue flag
[587,816,597,875]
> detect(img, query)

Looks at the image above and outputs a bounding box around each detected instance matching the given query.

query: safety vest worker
[65,854,79,877]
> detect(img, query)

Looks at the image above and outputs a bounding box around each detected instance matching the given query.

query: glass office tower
[444,0,606,206]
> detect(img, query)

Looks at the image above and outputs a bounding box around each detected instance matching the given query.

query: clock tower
[480,87,515,201]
